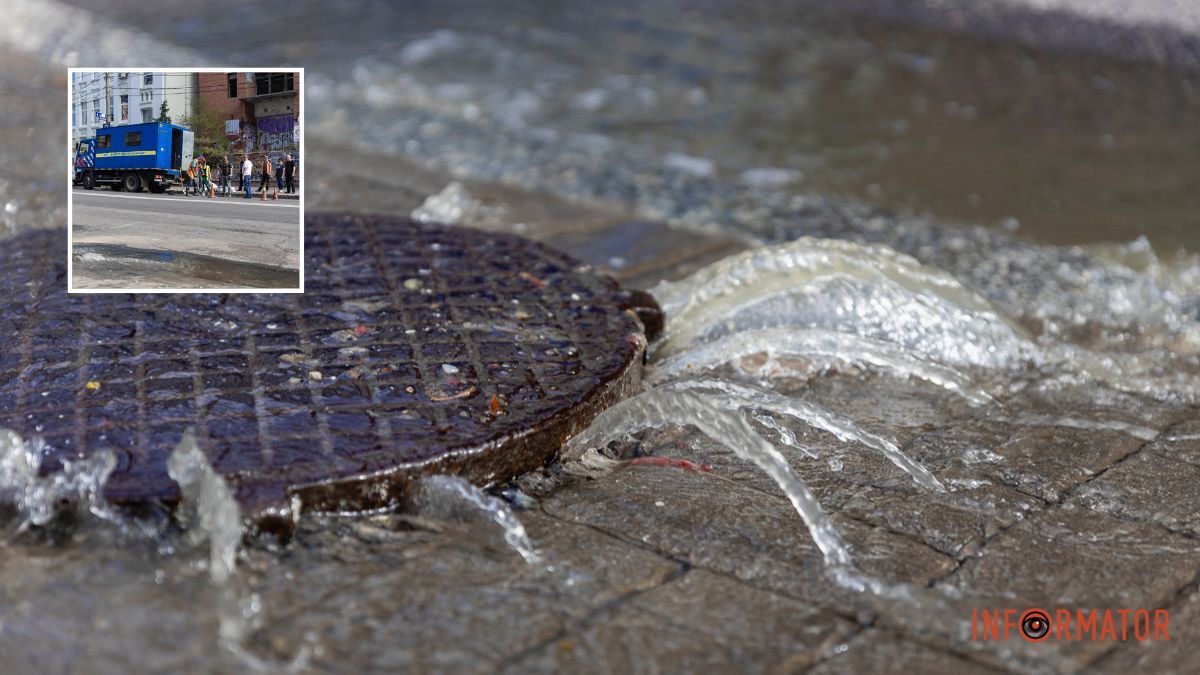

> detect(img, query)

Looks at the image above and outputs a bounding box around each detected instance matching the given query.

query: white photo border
[66,66,305,294]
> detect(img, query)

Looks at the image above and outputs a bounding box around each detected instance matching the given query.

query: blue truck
[73,121,194,193]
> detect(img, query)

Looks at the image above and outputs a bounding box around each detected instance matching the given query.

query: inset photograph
[68,68,303,292]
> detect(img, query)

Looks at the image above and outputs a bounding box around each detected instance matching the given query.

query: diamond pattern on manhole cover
[0,214,660,531]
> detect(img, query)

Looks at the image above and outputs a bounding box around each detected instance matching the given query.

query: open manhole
[0,214,661,532]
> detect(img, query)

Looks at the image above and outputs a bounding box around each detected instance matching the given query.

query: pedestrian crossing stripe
[95,150,157,157]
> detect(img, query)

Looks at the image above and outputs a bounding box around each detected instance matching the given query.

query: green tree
[182,99,232,160]
[158,100,170,123]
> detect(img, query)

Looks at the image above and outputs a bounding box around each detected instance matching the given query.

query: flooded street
[2,1,1200,673]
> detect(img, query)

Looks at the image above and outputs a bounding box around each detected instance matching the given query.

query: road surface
[70,188,301,290]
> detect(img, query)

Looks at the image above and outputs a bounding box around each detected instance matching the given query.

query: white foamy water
[0,428,116,531]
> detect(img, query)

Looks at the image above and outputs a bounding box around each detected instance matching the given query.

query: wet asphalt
[70,188,301,290]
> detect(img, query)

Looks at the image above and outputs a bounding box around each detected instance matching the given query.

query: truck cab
[74,121,194,193]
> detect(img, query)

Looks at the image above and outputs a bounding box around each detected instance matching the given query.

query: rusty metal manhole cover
[0,214,660,531]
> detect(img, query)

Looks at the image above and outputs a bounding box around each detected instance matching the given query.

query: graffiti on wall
[255,114,297,152]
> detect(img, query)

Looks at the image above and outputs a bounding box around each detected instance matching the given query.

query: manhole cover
[0,215,661,531]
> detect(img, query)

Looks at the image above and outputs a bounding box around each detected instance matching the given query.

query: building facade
[70,72,197,148]
[196,71,300,157]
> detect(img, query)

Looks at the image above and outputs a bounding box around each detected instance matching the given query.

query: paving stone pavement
[2,144,1198,674]
[216,151,1200,673]
[299,152,1200,673]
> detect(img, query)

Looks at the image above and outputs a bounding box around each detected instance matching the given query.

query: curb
[165,190,301,201]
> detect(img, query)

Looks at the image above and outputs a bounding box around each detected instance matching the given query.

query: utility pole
[104,72,111,127]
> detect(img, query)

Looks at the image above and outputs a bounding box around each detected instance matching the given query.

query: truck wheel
[122,173,142,193]
[148,183,166,194]
[83,172,95,190]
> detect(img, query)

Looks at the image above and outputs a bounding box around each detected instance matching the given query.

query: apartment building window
[120,94,129,120]
[141,90,152,103]
[143,73,153,85]
[142,108,153,123]
[228,73,238,97]
[255,72,294,96]
[92,98,100,121]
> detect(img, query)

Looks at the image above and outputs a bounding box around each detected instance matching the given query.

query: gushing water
[650,237,1034,369]
[565,386,853,565]
[648,327,993,405]
[670,380,945,492]
[415,474,543,565]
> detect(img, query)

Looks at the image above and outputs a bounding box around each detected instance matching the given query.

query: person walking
[284,153,296,194]
[242,154,253,198]
[259,154,274,201]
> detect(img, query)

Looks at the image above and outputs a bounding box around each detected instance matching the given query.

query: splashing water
[415,474,543,565]
[167,432,311,672]
[565,386,853,565]
[166,432,244,587]
[670,380,945,492]
[166,432,261,644]
[649,327,994,405]
[0,428,116,532]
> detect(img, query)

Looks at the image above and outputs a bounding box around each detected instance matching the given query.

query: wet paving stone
[793,373,974,449]
[839,483,1043,560]
[808,630,1004,675]
[547,219,748,290]
[0,534,233,675]
[1001,384,1192,434]
[541,459,957,613]
[926,505,1200,671]
[249,511,681,672]
[941,505,1200,612]
[1148,417,1200,468]
[504,570,855,674]
[1094,586,1200,674]
[973,426,1146,503]
[1073,450,1200,537]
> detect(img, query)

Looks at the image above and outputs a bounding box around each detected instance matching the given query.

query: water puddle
[71,243,300,290]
